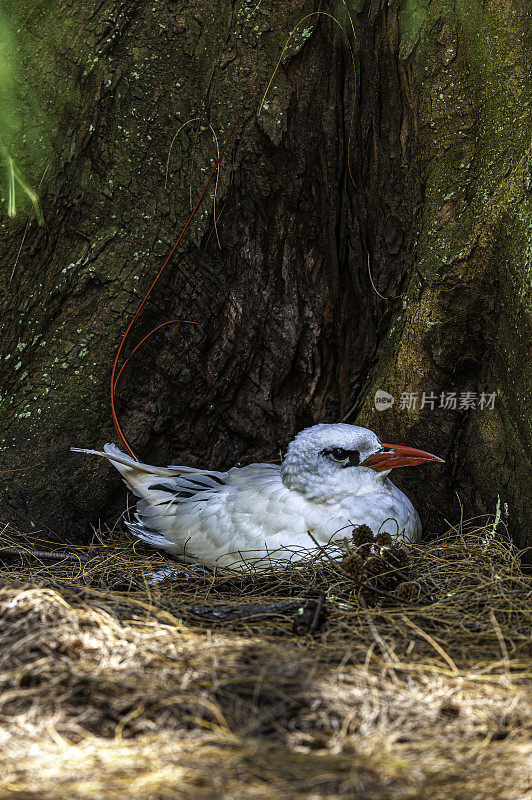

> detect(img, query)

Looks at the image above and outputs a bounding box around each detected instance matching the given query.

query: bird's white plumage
[73,424,422,571]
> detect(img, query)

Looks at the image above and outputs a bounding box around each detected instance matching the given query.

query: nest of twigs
[0,518,530,799]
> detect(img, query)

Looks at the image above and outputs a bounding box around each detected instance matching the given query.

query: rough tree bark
[0,0,530,549]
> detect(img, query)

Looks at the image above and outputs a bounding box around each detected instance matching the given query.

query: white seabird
[73,423,443,571]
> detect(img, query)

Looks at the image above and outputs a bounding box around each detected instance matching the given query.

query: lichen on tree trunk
[0,0,529,551]
[354,0,531,550]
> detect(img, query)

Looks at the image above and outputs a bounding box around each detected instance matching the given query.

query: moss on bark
[356,0,531,548]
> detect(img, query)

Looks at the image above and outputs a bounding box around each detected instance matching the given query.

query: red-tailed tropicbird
[73,424,443,571]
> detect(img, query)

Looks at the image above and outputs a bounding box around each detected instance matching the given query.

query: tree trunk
[1,1,529,551]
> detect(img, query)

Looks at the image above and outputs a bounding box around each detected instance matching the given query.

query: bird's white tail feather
[72,445,191,553]
[71,444,182,477]
[71,444,192,504]
[71,442,224,504]
[72,444,217,476]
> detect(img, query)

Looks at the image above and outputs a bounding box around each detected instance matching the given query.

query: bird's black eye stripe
[321,448,360,467]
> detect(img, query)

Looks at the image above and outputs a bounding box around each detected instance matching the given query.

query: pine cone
[386,545,409,569]
[374,532,393,549]
[381,569,402,590]
[364,555,401,590]
[363,555,386,581]
[352,524,374,550]
[341,552,365,582]
[395,581,421,601]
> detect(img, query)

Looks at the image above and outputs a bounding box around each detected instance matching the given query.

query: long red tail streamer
[110,78,257,459]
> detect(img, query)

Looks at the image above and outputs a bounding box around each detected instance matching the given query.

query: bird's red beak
[362,443,445,471]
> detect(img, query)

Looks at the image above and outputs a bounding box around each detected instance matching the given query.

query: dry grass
[0,518,530,799]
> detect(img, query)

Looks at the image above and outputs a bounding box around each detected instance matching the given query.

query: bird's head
[281,423,444,499]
